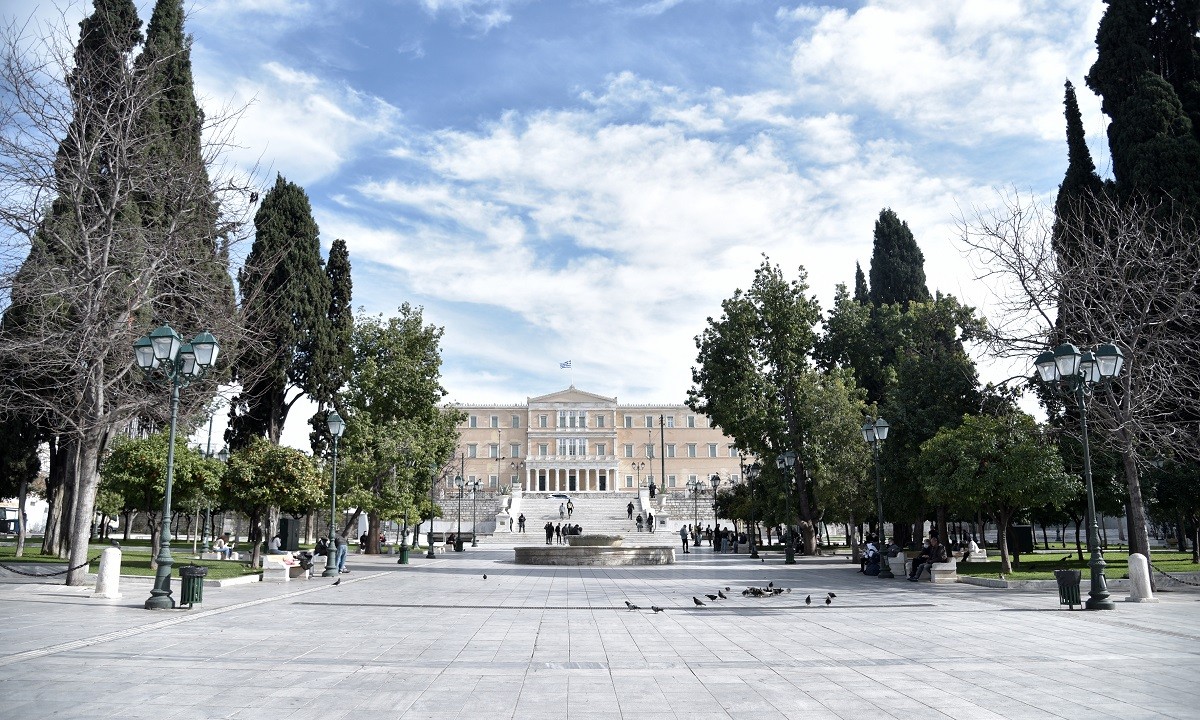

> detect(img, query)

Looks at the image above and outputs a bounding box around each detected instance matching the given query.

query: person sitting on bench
[908,532,948,581]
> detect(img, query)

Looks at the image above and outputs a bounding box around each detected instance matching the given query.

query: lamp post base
[878,558,895,579]
[144,589,175,610]
[322,553,338,577]
[1085,597,1116,610]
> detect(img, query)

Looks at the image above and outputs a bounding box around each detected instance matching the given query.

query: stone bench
[904,557,958,583]
[261,554,305,582]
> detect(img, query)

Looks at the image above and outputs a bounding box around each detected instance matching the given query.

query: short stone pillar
[495,510,511,533]
[93,547,122,599]
[1126,553,1158,603]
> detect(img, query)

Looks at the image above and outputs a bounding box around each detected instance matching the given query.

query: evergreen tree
[309,238,355,455]
[868,208,930,308]
[228,175,332,447]
[853,262,869,304]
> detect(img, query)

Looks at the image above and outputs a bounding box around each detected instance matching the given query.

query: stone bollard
[1126,553,1158,603]
[93,547,122,599]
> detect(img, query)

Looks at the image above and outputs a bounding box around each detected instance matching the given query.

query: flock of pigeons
[622,582,838,612]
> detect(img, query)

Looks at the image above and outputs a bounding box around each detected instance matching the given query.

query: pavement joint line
[0,571,388,668]
[290,602,939,611]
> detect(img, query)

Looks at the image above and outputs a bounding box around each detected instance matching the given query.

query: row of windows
[465,412,709,429]
[464,441,737,459]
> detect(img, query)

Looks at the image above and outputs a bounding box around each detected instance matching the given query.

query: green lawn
[955,549,1199,580]
[0,543,260,580]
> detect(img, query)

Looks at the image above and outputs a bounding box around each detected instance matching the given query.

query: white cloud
[416,0,518,32]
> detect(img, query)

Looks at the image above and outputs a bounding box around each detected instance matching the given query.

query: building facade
[452,386,743,494]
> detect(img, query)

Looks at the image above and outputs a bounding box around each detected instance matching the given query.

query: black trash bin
[179,565,208,609]
[398,546,410,564]
[1054,569,1082,610]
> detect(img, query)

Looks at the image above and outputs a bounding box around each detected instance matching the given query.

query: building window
[538,444,548,456]
[728,444,737,457]
[595,443,606,456]
[626,475,634,488]
[687,443,697,458]
[557,438,587,456]
[510,443,521,458]
[510,474,519,485]
[539,415,548,428]
[668,474,677,488]
[687,415,696,428]
[666,444,676,458]
[596,415,605,428]
[489,443,499,459]
[558,410,585,428]
[468,444,477,458]
[645,444,655,459]
[731,474,740,484]
[624,444,634,458]
[665,415,675,428]
[688,474,697,485]
[512,414,521,428]
[624,415,632,428]
[489,474,498,487]
[708,443,718,458]
[468,475,477,484]
[646,475,654,486]
[645,414,654,427]
[469,415,477,428]
[490,415,499,428]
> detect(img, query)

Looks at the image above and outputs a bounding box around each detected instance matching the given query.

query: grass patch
[957,549,1199,580]
[0,544,259,580]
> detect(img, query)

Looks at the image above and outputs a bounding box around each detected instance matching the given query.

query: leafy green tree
[100,433,221,565]
[220,437,323,567]
[228,175,332,447]
[1152,459,1200,562]
[689,258,867,554]
[868,208,931,309]
[920,413,1078,573]
[334,305,462,550]
[816,283,889,404]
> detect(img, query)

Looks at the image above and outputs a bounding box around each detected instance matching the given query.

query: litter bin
[398,546,410,564]
[179,565,208,608]
[1054,569,1081,610]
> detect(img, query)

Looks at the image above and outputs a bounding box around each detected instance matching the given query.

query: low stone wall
[514,545,674,566]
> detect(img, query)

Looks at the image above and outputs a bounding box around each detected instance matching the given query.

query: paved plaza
[1,543,1198,719]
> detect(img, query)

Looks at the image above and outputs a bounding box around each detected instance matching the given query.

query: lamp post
[132,325,220,610]
[861,417,894,579]
[321,411,347,577]
[775,450,796,565]
[1035,342,1124,610]
[510,460,525,492]
[745,462,760,558]
[466,478,482,546]
[426,466,439,559]
[631,461,644,489]
[454,475,464,551]
[710,474,721,529]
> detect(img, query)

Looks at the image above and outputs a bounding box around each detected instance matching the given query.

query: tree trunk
[1178,513,1188,553]
[1192,519,1199,564]
[65,435,104,586]
[1117,422,1150,557]
[848,512,860,563]
[997,511,1013,575]
[146,511,162,570]
[368,512,381,554]
[122,510,134,541]
[341,508,361,539]
[1099,513,1108,547]
[1072,514,1084,561]
[15,477,28,558]
[1040,522,1049,550]
[247,510,263,569]
[42,437,70,557]
[936,505,947,547]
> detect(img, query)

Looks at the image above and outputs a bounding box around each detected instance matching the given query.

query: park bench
[904,557,959,583]
[261,554,305,582]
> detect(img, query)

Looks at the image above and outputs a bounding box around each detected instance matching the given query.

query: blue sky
[11,0,1110,450]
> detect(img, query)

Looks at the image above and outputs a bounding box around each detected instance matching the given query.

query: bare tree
[958,189,1200,557]
[0,10,254,584]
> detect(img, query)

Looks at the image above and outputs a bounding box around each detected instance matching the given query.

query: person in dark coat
[544,521,554,544]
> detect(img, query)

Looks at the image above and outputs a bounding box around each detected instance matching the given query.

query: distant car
[550,493,572,502]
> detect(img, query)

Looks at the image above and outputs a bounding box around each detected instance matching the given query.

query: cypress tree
[853,262,869,305]
[309,238,354,455]
[867,208,930,308]
[228,175,332,447]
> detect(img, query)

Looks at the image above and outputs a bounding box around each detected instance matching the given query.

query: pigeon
[825,596,832,606]
[718,590,727,600]
[333,578,341,586]
[625,601,640,611]
[827,592,836,599]
[483,575,487,579]
[742,589,752,596]
[725,587,731,591]
[652,605,664,613]
[805,595,811,605]
[705,594,719,601]
[761,558,765,563]
[693,596,706,606]
[249,191,259,204]
[768,581,773,588]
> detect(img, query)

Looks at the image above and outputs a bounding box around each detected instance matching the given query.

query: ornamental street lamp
[426,465,440,559]
[631,461,645,489]
[133,325,220,610]
[466,478,482,547]
[321,411,347,577]
[775,450,797,565]
[745,462,760,558]
[861,417,894,579]
[1035,341,1125,610]
[510,460,525,492]
[454,475,465,551]
[710,474,721,529]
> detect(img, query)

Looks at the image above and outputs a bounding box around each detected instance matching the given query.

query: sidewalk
[1,546,1197,719]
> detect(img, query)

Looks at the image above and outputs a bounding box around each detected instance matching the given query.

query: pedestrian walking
[636,514,644,532]
[627,501,634,519]
[566,499,574,518]
[334,534,349,573]
[679,525,690,554]
[559,503,566,519]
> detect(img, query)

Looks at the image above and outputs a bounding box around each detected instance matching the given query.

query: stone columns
[1126,553,1158,602]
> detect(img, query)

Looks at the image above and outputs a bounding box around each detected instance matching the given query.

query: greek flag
[560,360,572,369]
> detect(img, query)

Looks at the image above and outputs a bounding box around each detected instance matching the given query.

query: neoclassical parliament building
[453,387,744,493]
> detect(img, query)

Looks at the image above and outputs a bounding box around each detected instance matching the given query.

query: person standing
[334,534,349,573]
[647,511,654,532]
[627,501,634,520]
[544,521,554,544]
[518,513,526,533]
[679,524,690,554]
[559,503,566,519]
[554,523,563,544]
[566,500,574,518]
[636,514,644,532]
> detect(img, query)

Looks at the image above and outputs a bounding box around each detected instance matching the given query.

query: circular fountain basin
[514,534,674,566]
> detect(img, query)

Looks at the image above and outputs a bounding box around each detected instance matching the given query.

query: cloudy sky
[11,0,1111,450]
